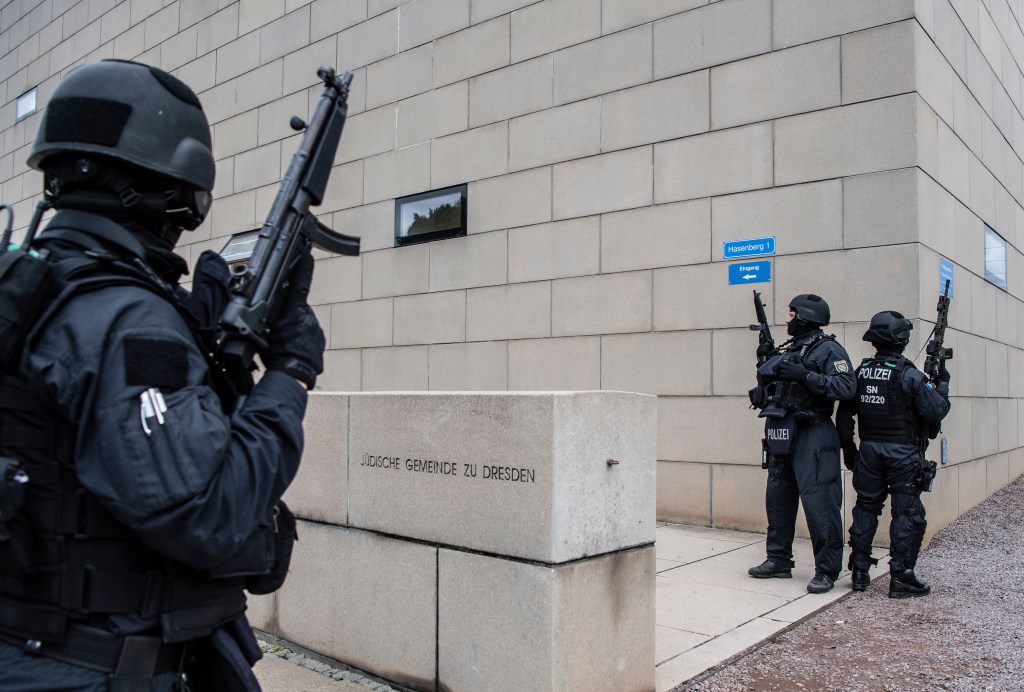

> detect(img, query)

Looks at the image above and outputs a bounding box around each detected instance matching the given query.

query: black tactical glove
[756,342,775,359]
[777,358,809,383]
[842,445,859,472]
[262,252,324,389]
[936,364,951,396]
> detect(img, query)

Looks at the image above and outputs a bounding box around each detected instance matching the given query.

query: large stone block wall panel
[958,456,989,515]
[427,340,509,391]
[320,349,361,392]
[429,229,508,292]
[286,394,349,525]
[1010,446,1024,480]
[843,168,919,249]
[711,38,840,130]
[398,0,470,52]
[601,70,709,153]
[333,200,394,253]
[362,345,429,391]
[551,271,653,337]
[657,460,712,525]
[245,591,276,635]
[508,336,601,390]
[713,327,769,396]
[987,452,1010,495]
[653,0,771,79]
[712,180,842,256]
[510,0,601,64]
[709,463,772,533]
[552,24,652,106]
[468,55,553,128]
[923,459,960,544]
[773,245,919,325]
[308,255,362,306]
[658,396,761,465]
[438,546,656,692]
[508,98,601,172]
[972,397,999,458]
[393,290,467,345]
[552,145,653,219]
[942,396,973,465]
[841,20,915,106]
[348,392,655,562]
[336,10,399,72]
[987,340,1010,398]
[774,94,919,186]
[330,298,394,350]
[362,244,430,299]
[468,166,553,234]
[362,141,431,205]
[277,523,437,689]
[654,122,773,203]
[601,199,712,273]
[772,0,915,49]
[602,0,708,35]
[430,121,508,189]
[601,330,712,396]
[434,15,510,88]
[508,217,601,283]
[335,105,397,166]
[397,81,469,148]
[466,281,552,342]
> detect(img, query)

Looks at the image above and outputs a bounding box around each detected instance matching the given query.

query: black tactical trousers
[849,441,926,573]
[765,419,844,579]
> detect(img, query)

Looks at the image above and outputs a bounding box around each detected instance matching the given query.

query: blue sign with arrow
[729,260,771,285]
[723,236,776,259]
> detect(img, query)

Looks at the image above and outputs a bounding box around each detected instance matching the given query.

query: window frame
[394,184,468,247]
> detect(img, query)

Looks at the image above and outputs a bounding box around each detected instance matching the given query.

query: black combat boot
[851,568,871,592]
[807,573,834,594]
[748,559,792,579]
[889,569,931,598]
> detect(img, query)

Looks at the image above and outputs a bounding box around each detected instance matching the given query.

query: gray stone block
[508,337,601,390]
[654,122,773,203]
[469,166,552,234]
[509,98,601,172]
[438,546,656,691]
[362,345,429,391]
[601,199,712,273]
[285,394,349,525]
[397,81,468,148]
[774,94,919,186]
[277,523,437,689]
[508,217,600,283]
[393,290,467,345]
[772,0,914,49]
[347,391,657,562]
[712,38,840,129]
[429,230,508,291]
[469,55,552,128]
[601,70,709,152]
[434,14,509,87]
[553,24,652,106]
[431,122,508,188]
[551,271,653,336]
[602,0,708,34]
[553,146,653,219]
[510,0,601,64]
[428,340,508,390]
[602,330,711,396]
[654,0,771,79]
[466,281,552,341]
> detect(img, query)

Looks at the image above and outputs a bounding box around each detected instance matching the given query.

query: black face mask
[787,319,816,337]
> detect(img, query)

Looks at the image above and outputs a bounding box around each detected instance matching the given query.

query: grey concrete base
[439,545,656,692]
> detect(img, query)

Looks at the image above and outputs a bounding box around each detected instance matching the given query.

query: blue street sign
[939,258,954,297]
[723,236,776,259]
[729,260,771,285]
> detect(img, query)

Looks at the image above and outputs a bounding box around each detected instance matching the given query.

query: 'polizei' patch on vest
[833,360,850,373]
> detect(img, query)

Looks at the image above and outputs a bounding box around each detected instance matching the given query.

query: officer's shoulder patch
[833,360,850,373]
[124,337,187,389]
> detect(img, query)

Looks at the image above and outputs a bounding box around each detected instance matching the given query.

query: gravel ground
[679,474,1024,692]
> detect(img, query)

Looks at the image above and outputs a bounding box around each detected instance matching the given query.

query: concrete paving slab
[254,654,370,691]
[654,526,759,564]
[656,573,791,636]
[655,625,711,665]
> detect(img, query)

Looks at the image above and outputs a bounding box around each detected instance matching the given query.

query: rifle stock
[217,66,360,397]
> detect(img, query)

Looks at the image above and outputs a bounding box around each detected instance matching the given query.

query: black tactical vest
[0,253,248,645]
[854,356,923,444]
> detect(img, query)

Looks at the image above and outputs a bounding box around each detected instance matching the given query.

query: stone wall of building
[2,0,1023,539]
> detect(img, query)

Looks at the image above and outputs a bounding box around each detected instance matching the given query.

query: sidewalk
[255,523,869,691]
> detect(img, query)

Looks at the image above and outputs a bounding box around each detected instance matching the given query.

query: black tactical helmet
[788,294,830,327]
[27,60,214,229]
[863,310,913,347]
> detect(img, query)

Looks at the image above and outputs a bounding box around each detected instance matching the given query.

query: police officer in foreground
[748,294,856,594]
[836,311,950,598]
[0,61,323,689]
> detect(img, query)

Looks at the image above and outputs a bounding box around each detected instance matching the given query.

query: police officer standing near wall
[837,311,951,598]
[0,61,323,690]
[748,294,856,594]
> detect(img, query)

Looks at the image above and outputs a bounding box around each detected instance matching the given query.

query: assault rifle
[217,66,360,396]
[923,279,953,386]
[749,290,776,366]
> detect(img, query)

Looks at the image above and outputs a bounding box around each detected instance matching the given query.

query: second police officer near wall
[748,294,856,594]
[836,311,951,598]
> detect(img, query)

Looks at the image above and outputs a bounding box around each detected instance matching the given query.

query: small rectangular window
[984,225,1007,290]
[394,184,467,246]
[16,88,37,121]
